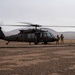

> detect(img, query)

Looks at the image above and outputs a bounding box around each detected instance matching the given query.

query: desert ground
[0,40,75,75]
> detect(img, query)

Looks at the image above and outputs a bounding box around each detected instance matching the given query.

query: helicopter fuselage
[0,27,57,45]
[4,30,57,44]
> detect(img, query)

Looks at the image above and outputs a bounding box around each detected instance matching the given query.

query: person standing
[56,35,60,44]
[60,34,64,44]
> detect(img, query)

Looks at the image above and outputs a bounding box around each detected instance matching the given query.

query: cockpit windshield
[45,32,55,38]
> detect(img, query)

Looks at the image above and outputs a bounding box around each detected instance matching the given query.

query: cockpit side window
[28,33,35,39]
[43,32,47,37]
[31,33,35,38]
[28,34,31,38]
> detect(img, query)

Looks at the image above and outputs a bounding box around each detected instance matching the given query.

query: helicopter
[0,22,58,45]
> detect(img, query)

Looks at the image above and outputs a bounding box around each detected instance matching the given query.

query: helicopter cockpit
[42,31,55,38]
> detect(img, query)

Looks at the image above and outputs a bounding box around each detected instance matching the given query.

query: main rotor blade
[18,22,42,27]
[3,25,31,27]
[43,26,75,27]
[18,22,75,27]
[18,22,33,25]
[4,24,42,27]
[3,24,75,28]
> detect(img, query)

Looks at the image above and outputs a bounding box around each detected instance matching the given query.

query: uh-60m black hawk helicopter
[0,22,58,45]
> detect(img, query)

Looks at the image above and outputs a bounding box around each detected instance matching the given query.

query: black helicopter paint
[1,22,74,45]
[0,23,59,45]
[0,27,58,45]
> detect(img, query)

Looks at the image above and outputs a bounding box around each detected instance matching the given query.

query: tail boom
[0,27,5,39]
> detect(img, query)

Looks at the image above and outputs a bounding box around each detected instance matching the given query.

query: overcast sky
[0,0,75,32]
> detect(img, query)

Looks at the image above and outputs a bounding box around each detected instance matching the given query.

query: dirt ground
[0,40,75,75]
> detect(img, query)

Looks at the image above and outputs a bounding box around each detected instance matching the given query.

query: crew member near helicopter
[56,35,60,44]
[60,34,64,44]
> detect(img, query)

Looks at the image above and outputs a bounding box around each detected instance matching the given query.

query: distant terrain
[46,28,75,39]
[0,41,75,75]
[3,28,75,39]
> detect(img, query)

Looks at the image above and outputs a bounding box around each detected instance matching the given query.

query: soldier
[56,35,60,44]
[60,34,64,44]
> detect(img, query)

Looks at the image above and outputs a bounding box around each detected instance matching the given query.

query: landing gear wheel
[34,41,38,45]
[34,39,38,45]
[44,41,47,44]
